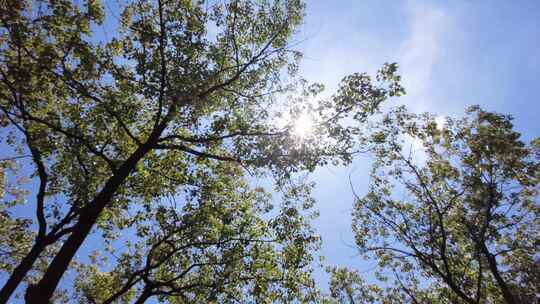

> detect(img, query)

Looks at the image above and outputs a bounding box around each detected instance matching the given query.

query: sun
[435,115,446,130]
[292,113,314,138]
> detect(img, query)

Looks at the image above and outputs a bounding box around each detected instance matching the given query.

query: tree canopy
[0,0,404,303]
[1,1,537,304]
[351,106,539,304]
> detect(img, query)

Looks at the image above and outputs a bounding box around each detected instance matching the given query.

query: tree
[322,266,445,304]
[0,0,404,302]
[73,163,321,304]
[352,106,539,304]
[322,266,382,304]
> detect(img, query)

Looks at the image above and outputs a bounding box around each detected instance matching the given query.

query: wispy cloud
[399,3,450,112]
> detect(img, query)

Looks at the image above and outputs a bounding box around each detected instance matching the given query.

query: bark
[483,246,517,304]
[133,288,153,304]
[0,242,44,303]
[24,140,157,304]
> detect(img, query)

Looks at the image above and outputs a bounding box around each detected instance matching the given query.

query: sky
[298,0,540,285]
[2,0,540,301]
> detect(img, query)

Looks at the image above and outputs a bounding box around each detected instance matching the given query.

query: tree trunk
[483,247,516,304]
[0,242,44,303]
[24,142,155,304]
[133,288,153,304]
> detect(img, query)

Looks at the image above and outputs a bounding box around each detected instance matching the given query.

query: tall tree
[0,0,404,302]
[322,265,456,304]
[353,106,539,304]
[73,163,320,304]
[323,266,382,304]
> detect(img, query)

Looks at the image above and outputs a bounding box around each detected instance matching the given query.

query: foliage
[74,164,320,304]
[352,106,539,304]
[0,0,403,302]
[321,266,381,304]
[0,160,31,272]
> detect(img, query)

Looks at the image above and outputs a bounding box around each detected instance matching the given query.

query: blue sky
[2,0,539,300]
[299,0,540,284]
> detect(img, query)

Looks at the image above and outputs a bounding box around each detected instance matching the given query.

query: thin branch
[154,143,240,163]
[158,130,286,144]
[0,155,31,161]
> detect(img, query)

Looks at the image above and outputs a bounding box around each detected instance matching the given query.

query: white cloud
[399,3,450,112]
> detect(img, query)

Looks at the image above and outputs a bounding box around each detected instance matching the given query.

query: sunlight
[292,113,314,138]
[435,115,446,130]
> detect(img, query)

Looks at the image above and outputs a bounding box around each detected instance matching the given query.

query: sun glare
[435,115,446,130]
[292,113,314,138]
